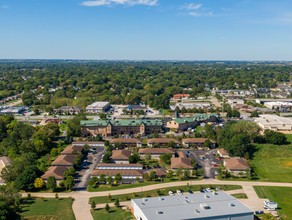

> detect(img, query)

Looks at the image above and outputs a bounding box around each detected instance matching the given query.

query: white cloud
[182,3,202,10]
[81,0,158,7]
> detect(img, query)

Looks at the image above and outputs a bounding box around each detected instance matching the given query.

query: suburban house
[110,138,142,148]
[96,163,143,170]
[41,166,70,184]
[172,93,190,100]
[146,168,168,179]
[139,148,175,160]
[91,169,143,183]
[0,156,12,182]
[54,106,82,115]
[80,119,163,137]
[217,148,230,158]
[111,150,131,164]
[147,138,180,147]
[72,141,105,148]
[61,145,83,155]
[86,101,110,114]
[131,191,254,220]
[51,155,75,167]
[224,157,250,176]
[171,151,192,169]
[182,138,208,148]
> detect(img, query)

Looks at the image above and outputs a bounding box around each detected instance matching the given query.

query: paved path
[26,179,292,220]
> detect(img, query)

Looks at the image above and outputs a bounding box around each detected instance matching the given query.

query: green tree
[128,153,139,163]
[166,170,173,179]
[105,203,110,213]
[33,178,44,189]
[91,201,96,209]
[264,130,287,145]
[159,153,172,165]
[115,173,122,183]
[64,176,74,190]
[149,171,156,181]
[183,169,191,180]
[0,183,21,220]
[176,168,183,180]
[102,152,112,163]
[46,176,57,191]
[114,198,120,207]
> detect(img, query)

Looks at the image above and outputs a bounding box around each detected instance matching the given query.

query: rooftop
[96,163,143,168]
[171,157,193,169]
[80,119,163,127]
[41,166,69,180]
[139,148,175,155]
[91,169,143,177]
[182,138,208,143]
[224,157,249,171]
[111,150,131,160]
[132,191,253,220]
[86,101,110,109]
[110,138,142,144]
[0,156,12,166]
[147,138,180,144]
[51,155,75,166]
[61,145,83,155]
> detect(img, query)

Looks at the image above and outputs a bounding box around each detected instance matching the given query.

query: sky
[1,0,292,60]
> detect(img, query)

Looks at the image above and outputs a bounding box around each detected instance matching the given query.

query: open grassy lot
[230,193,248,199]
[251,143,292,182]
[21,198,75,220]
[89,184,241,204]
[91,207,134,220]
[254,186,292,219]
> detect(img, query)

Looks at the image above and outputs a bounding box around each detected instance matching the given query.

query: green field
[91,207,134,220]
[230,193,248,199]
[21,198,75,220]
[254,186,292,219]
[251,143,292,182]
[89,184,241,204]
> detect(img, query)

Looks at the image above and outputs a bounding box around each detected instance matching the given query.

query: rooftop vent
[159,197,164,201]
[143,198,148,202]
[156,211,164,215]
[229,203,235,207]
[205,195,210,198]
[200,203,211,210]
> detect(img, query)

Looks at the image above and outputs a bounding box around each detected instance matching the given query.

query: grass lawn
[89,184,241,204]
[21,198,75,220]
[251,143,292,182]
[254,186,292,219]
[87,177,201,192]
[91,207,134,220]
[230,193,248,199]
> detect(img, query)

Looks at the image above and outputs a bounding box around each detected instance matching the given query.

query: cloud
[81,0,158,7]
[182,3,202,10]
[189,11,213,17]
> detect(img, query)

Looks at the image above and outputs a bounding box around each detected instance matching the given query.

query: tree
[105,203,110,213]
[183,169,191,180]
[107,176,113,185]
[114,198,120,207]
[99,174,106,184]
[15,165,39,190]
[0,183,21,220]
[149,171,156,181]
[115,173,122,183]
[47,176,57,191]
[91,201,96,209]
[33,178,44,189]
[204,139,211,148]
[176,168,183,180]
[88,177,98,187]
[250,110,259,118]
[64,176,74,190]
[128,153,139,163]
[102,152,112,163]
[166,170,173,179]
[159,153,172,165]
[264,130,287,145]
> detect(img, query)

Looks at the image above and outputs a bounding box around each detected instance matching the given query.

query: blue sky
[1,0,292,60]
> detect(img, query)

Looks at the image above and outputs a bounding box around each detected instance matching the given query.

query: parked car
[188,190,193,194]
[255,211,264,215]
[177,190,182,195]
[168,191,174,196]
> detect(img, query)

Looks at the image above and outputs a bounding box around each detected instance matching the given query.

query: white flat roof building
[131,191,254,220]
[254,114,292,131]
[86,101,110,113]
[264,101,292,112]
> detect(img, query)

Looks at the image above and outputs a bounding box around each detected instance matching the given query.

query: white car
[168,191,174,196]
[177,190,182,195]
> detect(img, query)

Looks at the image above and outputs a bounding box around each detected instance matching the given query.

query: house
[147,138,180,147]
[217,148,230,158]
[96,163,143,170]
[138,148,175,160]
[61,145,83,155]
[182,138,208,148]
[86,101,110,114]
[91,169,143,183]
[146,168,167,178]
[81,119,163,137]
[111,150,131,164]
[171,102,211,110]
[172,94,190,100]
[126,104,147,112]
[110,138,142,147]
[41,166,70,184]
[224,157,250,176]
[171,157,192,169]
[0,106,25,115]
[72,141,105,148]
[51,155,75,167]
[54,106,82,115]
[131,191,254,220]
[0,156,12,182]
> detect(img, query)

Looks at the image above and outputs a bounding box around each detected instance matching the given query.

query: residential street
[26,179,292,220]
